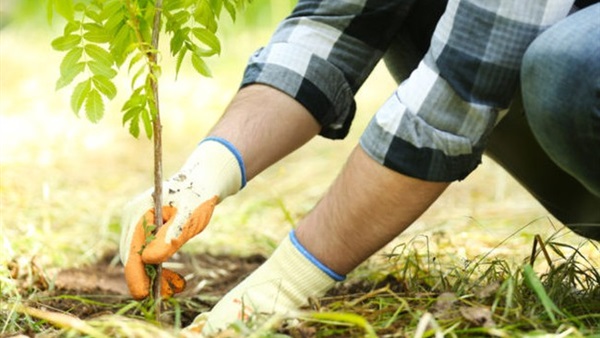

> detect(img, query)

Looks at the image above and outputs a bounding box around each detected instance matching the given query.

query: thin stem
[125,0,165,321]
[149,0,164,320]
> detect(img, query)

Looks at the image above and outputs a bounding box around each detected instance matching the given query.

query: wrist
[196,230,343,334]
[176,137,246,200]
[289,230,346,282]
[200,136,247,187]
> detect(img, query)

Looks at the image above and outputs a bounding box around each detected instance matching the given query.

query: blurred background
[1,0,595,273]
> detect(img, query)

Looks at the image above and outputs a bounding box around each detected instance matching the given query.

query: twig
[125,0,165,321]
[530,234,553,268]
[149,0,164,320]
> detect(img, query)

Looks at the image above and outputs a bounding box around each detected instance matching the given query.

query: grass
[1,18,599,338]
[3,231,597,337]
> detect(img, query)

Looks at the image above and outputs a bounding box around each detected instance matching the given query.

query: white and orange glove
[183,230,345,336]
[119,137,246,300]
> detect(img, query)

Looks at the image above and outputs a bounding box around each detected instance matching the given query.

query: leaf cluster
[49,0,251,139]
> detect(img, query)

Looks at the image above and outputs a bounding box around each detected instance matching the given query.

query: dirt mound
[52,251,267,299]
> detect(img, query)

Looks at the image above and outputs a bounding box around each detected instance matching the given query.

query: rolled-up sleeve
[360,0,574,181]
[241,0,414,139]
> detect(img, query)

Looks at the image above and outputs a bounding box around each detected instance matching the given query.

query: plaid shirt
[240,0,574,181]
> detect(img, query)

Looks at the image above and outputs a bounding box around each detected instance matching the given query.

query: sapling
[49,0,250,319]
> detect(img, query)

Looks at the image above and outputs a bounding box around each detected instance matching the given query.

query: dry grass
[1,22,599,337]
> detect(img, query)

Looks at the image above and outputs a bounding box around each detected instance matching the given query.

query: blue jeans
[521,4,600,239]
[522,4,600,197]
[383,2,600,240]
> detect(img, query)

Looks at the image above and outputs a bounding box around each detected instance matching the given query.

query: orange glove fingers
[160,268,187,298]
[124,211,153,300]
[142,196,218,264]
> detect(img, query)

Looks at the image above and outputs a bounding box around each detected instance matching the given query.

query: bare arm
[209,84,321,180]
[296,145,449,275]
[211,84,448,275]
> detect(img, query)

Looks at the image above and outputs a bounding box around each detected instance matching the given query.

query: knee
[522,34,580,113]
[521,7,600,121]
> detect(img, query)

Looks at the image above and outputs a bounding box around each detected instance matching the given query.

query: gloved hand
[182,230,345,335]
[120,137,246,300]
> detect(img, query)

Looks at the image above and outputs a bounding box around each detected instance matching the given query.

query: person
[119,0,600,335]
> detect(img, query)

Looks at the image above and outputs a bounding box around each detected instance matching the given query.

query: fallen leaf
[474,281,501,299]
[431,292,458,319]
[459,306,496,328]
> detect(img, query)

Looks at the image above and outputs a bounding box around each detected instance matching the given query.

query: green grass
[2,232,598,337]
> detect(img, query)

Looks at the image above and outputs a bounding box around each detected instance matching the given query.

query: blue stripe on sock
[289,230,346,282]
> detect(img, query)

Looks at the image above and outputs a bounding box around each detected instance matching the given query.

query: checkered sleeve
[240,0,414,139]
[360,0,574,181]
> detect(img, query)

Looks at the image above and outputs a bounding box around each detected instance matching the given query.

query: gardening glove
[120,137,246,300]
[182,230,345,335]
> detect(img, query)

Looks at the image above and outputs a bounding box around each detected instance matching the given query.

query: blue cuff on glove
[201,136,247,189]
[289,230,346,281]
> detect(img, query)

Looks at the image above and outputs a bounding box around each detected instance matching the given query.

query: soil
[6,250,267,331]
[10,250,407,335]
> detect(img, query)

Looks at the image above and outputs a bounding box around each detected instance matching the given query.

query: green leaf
[92,75,117,100]
[73,2,87,12]
[54,0,75,22]
[110,23,134,66]
[170,28,189,55]
[104,10,125,32]
[63,21,81,36]
[164,0,193,11]
[100,0,124,21]
[60,47,84,77]
[191,53,212,77]
[47,0,54,24]
[141,108,153,139]
[83,23,111,43]
[210,0,224,18]
[85,89,105,123]
[71,79,92,115]
[128,51,146,73]
[51,35,82,51]
[88,60,118,79]
[145,77,158,117]
[223,1,237,21]
[192,28,221,55]
[130,63,147,89]
[150,63,162,78]
[84,44,115,66]
[84,7,102,24]
[175,48,188,77]
[128,114,140,138]
[122,92,146,112]
[122,106,143,125]
[56,62,85,90]
[194,0,218,32]
[175,10,192,26]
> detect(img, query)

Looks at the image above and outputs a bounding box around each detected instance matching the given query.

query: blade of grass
[522,264,565,324]
[413,312,443,338]
[307,311,378,338]
[15,304,110,338]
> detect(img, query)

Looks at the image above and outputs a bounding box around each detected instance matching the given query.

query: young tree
[49,0,250,316]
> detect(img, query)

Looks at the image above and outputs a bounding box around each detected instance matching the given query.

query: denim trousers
[383,2,600,240]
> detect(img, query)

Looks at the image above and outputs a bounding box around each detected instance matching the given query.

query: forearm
[208,84,321,181]
[296,145,449,275]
